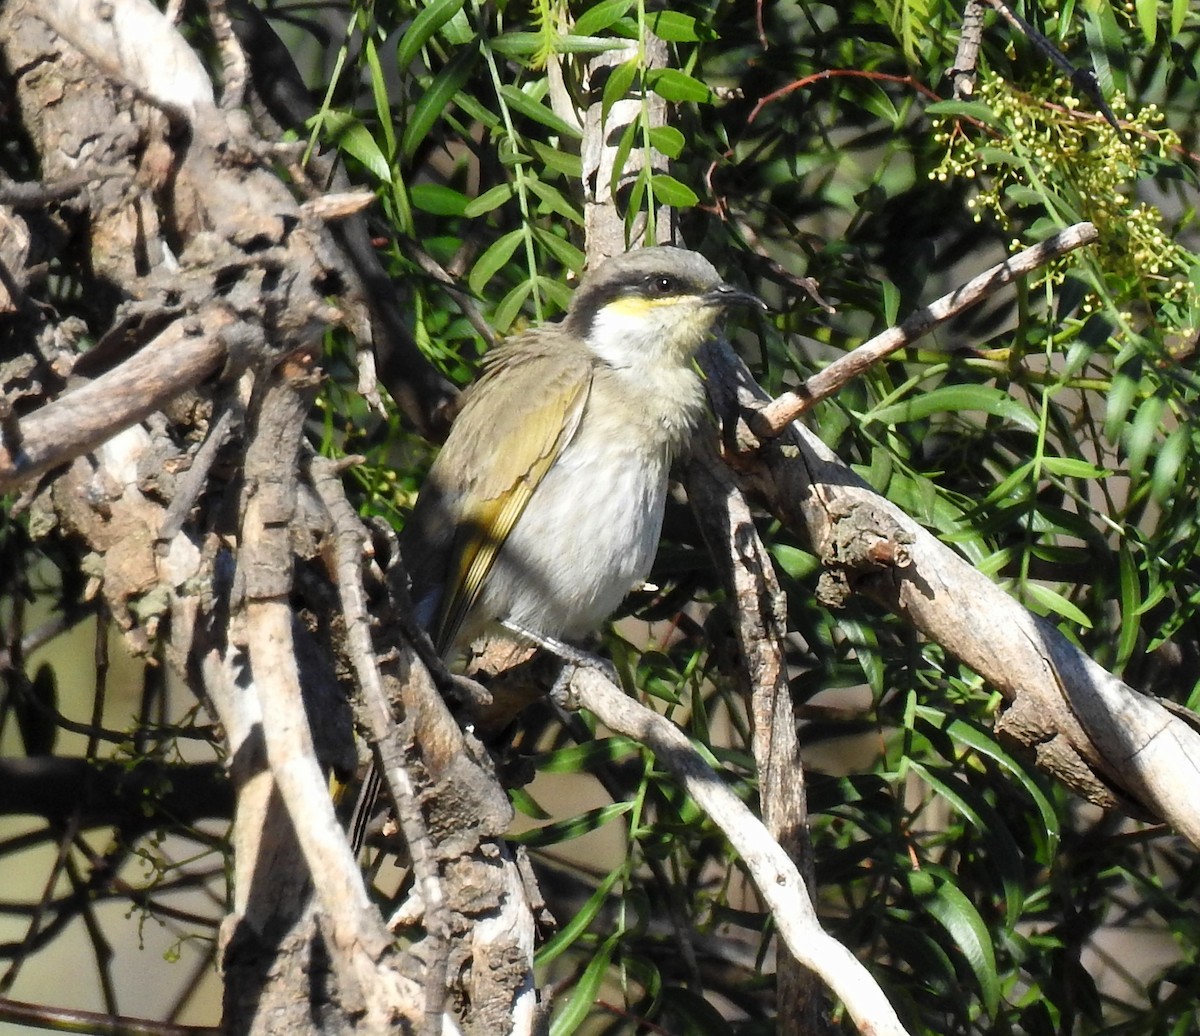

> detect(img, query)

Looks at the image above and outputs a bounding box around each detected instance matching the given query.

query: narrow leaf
[1024,582,1093,629]
[509,801,634,847]
[536,868,622,966]
[574,0,634,35]
[396,0,467,71]
[647,125,685,159]
[401,42,479,161]
[319,111,392,184]
[907,868,1001,1014]
[549,932,620,1035]
[462,181,515,217]
[468,228,524,296]
[498,84,582,138]
[410,183,469,215]
[649,173,699,208]
[646,10,706,41]
[645,67,713,103]
[868,384,1039,433]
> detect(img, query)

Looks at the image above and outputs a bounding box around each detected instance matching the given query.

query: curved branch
[701,339,1200,848]
[564,666,913,1036]
[0,310,233,492]
[751,221,1099,437]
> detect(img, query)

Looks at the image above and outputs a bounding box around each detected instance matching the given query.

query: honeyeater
[350,246,762,851]
[402,244,764,659]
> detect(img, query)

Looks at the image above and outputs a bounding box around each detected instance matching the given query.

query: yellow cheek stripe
[603,295,698,318]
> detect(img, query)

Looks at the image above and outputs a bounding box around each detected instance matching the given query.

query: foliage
[4,0,1200,1032]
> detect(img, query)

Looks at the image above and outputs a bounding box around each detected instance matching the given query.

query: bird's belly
[479,446,669,641]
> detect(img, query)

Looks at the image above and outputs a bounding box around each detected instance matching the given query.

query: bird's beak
[706,282,769,313]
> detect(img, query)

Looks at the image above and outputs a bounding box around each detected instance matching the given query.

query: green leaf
[858,81,900,126]
[491,32,628,56]
[574,0,634,35]
[1085,0,1127,95]
[1135,0,1158,45]
[364,37,396,160]
[536,736,640,773]
[1172,0,1188,34]
[1024,582,1093,629]
[536,867,622,967]
[509,801,633,847]
[867,385,1039,433]
[1124,393,1164,482]
[549,931,620,1035]
[601,58,639,123]
[526,177,585,224]
[401,42,479,161]
[1116,543,1141,669]
[1150,424,1189,503]
[645,68,713,104]
[607,119,639,199]
[468,228,524,296]
[491,275,535,331]
[908,757,1026,924]
[646,10,706,41]
[881,279,899,327]
[649,173,699,208]
[916,706,1060,859]
[925,99,1002,127]
[530,139,583,178]
[768,543,819,580]
[1039,456,1110,479]
[498,84,583,139]
[1103,366,1141,444]
[318,111,392,184]
[647,125,685,159]
[462,182,516,218]
[410,183,469,216]
[906,867,1001,1014]
[838,614,883,697]
[509,787,550,820]
[533,227,586,272]
[396,0,467,71]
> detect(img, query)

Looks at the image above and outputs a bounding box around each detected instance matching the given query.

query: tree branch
[239,360,422,1029]
[563,666,913,1036]
[750,221,1099,438]
[0,310,234,492]
[684,434,827,1034]
[701,339,1200,848]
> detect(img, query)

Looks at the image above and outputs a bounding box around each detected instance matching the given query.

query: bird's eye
[648,275,677,294]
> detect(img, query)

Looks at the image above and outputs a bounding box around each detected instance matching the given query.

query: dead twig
[750,220,1098,438]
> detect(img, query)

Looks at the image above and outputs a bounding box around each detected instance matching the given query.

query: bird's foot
[498,619,619,708]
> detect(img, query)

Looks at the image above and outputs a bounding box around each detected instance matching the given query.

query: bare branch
[564,666,914,1036]
[0,311,233,493]
[684,434,827,1033]
[308,454,452,1031]
[702,340,1200,848]
[239,362,421,1029]
[750,221,1099,438]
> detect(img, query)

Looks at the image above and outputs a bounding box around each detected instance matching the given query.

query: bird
[349,246,762,851]
[402,244,764,661]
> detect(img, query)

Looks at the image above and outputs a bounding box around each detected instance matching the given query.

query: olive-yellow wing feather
[403,328,593,655]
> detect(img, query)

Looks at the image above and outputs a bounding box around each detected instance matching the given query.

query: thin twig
[750,220,1098,438]
[950,1,985,99]
[308,453,452,1034]
[158,404,239,542]
[0,308,234,492]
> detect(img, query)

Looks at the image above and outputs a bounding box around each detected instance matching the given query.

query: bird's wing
[425,333,593,654]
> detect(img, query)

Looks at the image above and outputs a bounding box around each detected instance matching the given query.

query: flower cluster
[930,75,1197,339]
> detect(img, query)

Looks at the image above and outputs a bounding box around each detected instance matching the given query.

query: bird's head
[564,246,765,369]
